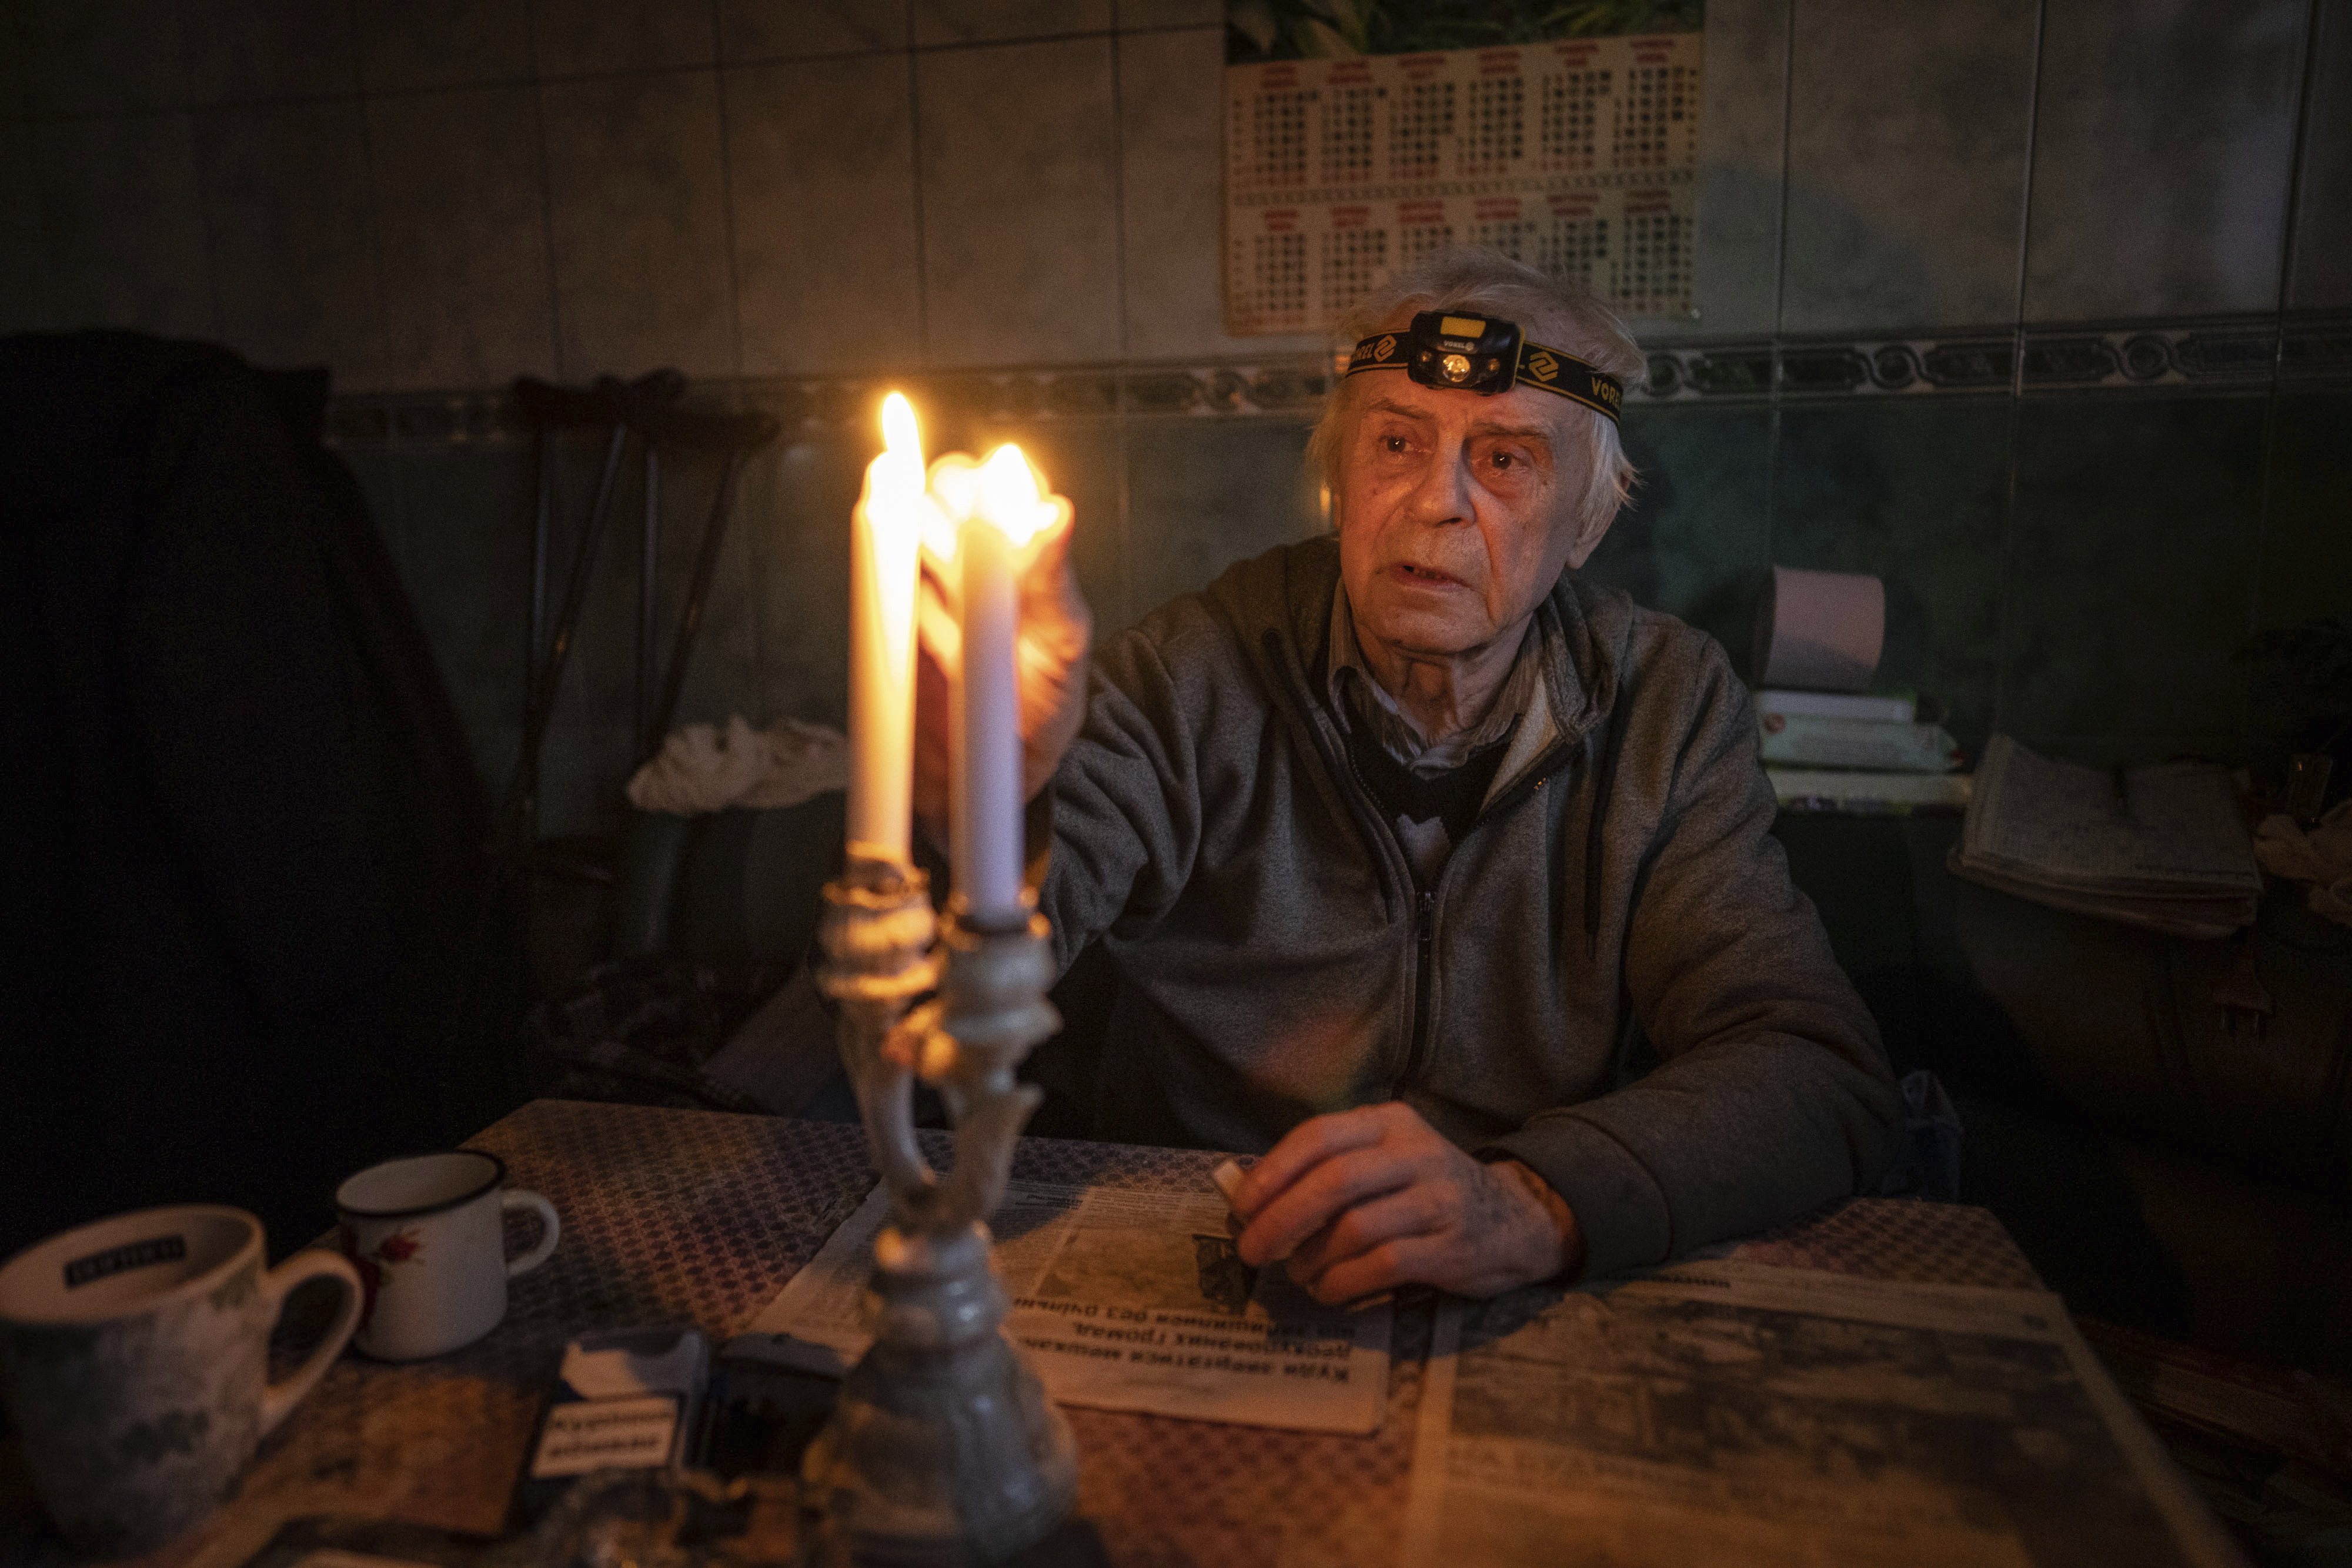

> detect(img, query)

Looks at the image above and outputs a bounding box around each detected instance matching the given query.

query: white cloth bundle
[624,715,849,816]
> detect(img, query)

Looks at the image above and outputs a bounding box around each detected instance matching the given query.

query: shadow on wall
[1588,400,1773,671]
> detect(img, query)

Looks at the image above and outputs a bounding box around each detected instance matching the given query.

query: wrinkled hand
[913,506,1093,827]
[1233,1102,1583,1303]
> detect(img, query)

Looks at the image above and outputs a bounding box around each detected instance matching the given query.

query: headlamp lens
[1441,353,1472,384]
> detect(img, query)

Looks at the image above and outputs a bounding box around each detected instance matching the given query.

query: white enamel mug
[336,1151,559,1361]
[0,1206,362,1557]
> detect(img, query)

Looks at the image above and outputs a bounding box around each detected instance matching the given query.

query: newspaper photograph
[1402,1261,2243,1568]
[734,1179,1391,1433]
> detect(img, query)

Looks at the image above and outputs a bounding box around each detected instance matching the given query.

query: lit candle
[846,393,926,867]
[952,444,1055,926]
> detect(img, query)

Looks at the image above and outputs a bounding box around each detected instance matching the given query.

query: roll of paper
[1755,566,1885,693]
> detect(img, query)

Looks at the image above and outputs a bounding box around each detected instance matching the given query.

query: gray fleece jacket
[1038,535,1900,1278]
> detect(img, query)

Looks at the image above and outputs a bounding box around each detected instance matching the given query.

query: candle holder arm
[918,907,1060,1233]
[817,862,942,1222]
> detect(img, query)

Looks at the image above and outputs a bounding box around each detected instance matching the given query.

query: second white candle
[951,447,1043,927]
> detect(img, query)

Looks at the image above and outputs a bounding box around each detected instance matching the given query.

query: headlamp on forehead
[1346,311,1625,424]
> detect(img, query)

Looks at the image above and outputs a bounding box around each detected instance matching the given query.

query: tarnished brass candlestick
[805,861,1078,1564]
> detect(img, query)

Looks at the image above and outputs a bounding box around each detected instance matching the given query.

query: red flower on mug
[339,1225,423,1332]
[373,1231,422,1265]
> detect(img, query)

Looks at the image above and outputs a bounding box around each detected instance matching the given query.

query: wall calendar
[1222,32,1702,337]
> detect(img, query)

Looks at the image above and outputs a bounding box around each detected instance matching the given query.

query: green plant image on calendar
[1227,0,1702,64]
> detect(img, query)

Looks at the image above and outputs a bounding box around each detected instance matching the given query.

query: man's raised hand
[1231,1101,1585,1304]
[913,509,1093,826]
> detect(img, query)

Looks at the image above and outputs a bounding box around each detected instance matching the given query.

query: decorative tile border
[323,313,2352,447]
[1643,315,2352,403]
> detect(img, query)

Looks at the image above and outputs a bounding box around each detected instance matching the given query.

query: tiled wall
[0,0,1298,380]
[6,0,2347,834]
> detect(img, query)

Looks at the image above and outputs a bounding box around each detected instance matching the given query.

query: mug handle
[259,1249,363,1437]
[503,1190,561,1278]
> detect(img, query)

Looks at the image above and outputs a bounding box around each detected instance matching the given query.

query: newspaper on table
[1402,1260,2244,1568]
[733,1179,1391,1434]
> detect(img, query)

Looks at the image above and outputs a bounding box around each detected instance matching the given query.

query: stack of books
[1756,689,1969,813]
[1947,735,2261,938]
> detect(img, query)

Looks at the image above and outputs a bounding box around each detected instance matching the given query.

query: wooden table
[0,1100,2043,1567]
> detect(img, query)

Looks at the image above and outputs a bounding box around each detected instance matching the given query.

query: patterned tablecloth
[5,1100,2041,1568]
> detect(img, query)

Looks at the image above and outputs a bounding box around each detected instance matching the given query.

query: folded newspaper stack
[1757,689,1970,813]
[1947,734,2262,939]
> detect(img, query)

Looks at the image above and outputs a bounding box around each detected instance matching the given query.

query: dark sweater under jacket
[1038,535,1902,1279]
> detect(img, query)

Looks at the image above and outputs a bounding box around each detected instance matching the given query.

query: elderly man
[917,248,1900,1305]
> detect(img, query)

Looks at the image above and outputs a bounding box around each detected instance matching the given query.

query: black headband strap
[1345,332,1625,424]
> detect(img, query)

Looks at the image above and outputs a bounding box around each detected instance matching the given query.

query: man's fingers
[1233,1106,1391,1219]
[911,636,955,824]
[1015,503,1076,590]
[915,578,962,677]
[1285,1186,1444,1279]
[1300,1233,1456,1307]
[1238,1144,1419,1268]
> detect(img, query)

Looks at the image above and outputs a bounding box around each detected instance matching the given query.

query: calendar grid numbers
[1539,70,1609,173]
[1224,34,1700,336]
[1390,78,1456,180]
[1321,86,1379,182]
[1459,75,1525,176]
[1319,216,1389,316]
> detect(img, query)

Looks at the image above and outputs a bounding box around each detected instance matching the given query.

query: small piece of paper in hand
[1211,1159,1245,1206]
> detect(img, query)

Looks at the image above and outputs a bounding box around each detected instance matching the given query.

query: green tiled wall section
[340,380,2347,838]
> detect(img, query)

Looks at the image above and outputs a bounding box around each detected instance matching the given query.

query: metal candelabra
[803,857,1078,1564]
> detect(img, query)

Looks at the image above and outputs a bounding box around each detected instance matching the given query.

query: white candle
[952,444,1054,925]
[846,393,924,868]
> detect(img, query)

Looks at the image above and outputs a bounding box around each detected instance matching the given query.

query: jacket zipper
[1266,627,1591,1094]
[1267,631,1408,920]
[1402,888,1437,1091]
[1393,746,1573,1092]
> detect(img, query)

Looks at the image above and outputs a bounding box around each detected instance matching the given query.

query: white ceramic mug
[0,1206,362,1558]
[336,1151,559,1361]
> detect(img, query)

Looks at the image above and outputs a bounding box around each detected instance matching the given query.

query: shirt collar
[1326,582,1553,775]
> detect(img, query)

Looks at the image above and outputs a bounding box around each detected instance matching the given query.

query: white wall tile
[918,38,1123,366]
[357,0,534,93]
[181,0,360,105]
[533,0,716,77]
[0,8,33,118]
[726,55,925,375]
[34,112,216,337]
[1117,27,1323,361]
[14,0,188,116]
[542,69,740,379]
[0,120,52,333]
[1649,0,1786,342]
[915,0,1111,48]
[368,86,559,391]
[2024,0,2305,321]
[720,0,909,61]
[1114,0,1220,27]
[195,100,384,380]
[2286,0,2352,312]
[1779,0,2035,335]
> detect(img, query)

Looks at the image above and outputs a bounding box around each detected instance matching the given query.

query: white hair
[1308,246,1645,536]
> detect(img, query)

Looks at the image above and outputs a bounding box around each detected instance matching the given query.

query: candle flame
[918,459,970,563]
[866,392,934,557]
[977,443,1053,547]
[880,392,921,466]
